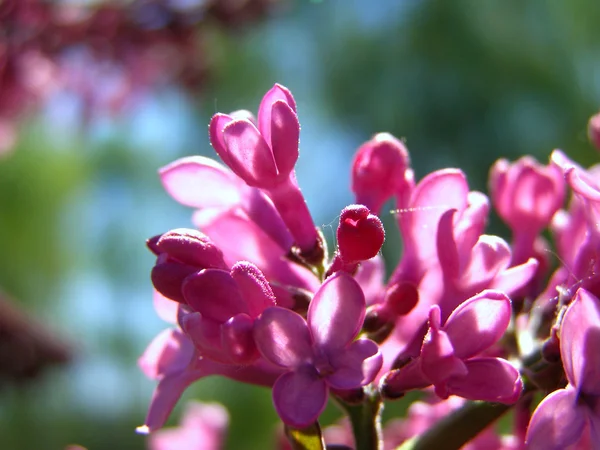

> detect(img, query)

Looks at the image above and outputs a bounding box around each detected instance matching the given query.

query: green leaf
[284,422,326,450]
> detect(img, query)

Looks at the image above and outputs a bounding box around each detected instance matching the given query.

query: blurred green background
[1,0,599,449]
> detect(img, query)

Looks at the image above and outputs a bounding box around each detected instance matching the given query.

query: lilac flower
[489,156,565,264]
[351,133,414,215]
[526,289,600,449]
[382,290,522,404]
[148,401,229,450]
[209,84,320,257]
[253,272,383,427]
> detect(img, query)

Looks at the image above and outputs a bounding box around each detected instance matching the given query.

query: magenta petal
[436,209,460,279]
[221,313,258,364]
[157,228,227,269]
[461,235,511,286]
[526,388,585,450]
[258,84,297,145]
[308,272,366,351]
[222,119,278,187]
[327,338,382,389]
[403,169,469,262]
[272,368,328,428]
[159,156,241,208]
[209,113,235,167]
[446,357,522,404]
[153,290,179,324]
[561,289,600,394]
[254,307,313,368]
[139,369,204,433]
[182,269,248,321]
[381,360,431,395]
[488,257,538,295]
[443,290,511,359]
[230,261,276,318]
[421,327,467,385]
[269,100,299,178]
[138,328,194,380]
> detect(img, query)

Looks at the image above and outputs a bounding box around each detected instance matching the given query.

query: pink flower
[147,401,229,450]
[253,272,383,427]
[382,290,522,404]
[351,133,414,215]
[526,289,600,449]
[209,84,320,258]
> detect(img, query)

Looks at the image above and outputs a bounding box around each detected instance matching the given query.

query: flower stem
[336,386,383,450]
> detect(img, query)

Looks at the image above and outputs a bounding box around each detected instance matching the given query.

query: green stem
[336,387,383,450]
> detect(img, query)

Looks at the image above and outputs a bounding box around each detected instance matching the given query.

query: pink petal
[380,360,431,396]
[230,261,276,318]
[156,228,227,269]
[221,313,258,364]
[403,169,469,263]
[308,272,366,352]
[446,357,522,404]
[460,235,512,287]
[272,368,328,428]
[326,339,383,389]
[436,209,460,279]
[139,369,204,433]
[222,119,278,187]
[258,84,297,145]
[153,290,179,324]
[488,258,539,295]
[159,156,241,209]
[420,312,468,385]
[526,387,585,450]
[269,100,299,178]
[561,289,600,394]
[254,307,313,368]
[209,113,235,168]
[194,208,320,294]
[443,290,511,359]
[182,269,248,321]
[138,328,194,380]
[354,255,385,306]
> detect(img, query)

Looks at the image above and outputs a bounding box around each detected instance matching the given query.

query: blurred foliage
[1,1,600,449]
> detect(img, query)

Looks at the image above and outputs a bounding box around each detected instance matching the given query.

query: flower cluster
[139,85,600,449]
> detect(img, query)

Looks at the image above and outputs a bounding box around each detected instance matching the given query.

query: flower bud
[337,205,385,263]
[351,133,412,215]
[489,156,565,236]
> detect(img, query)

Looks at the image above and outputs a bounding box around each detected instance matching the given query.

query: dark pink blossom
[526,289,600,449]
[253,272,383,427]
[327,205,385,277]
[209,84,320,257]
[382,290,522,404]
[351,133,414,215]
